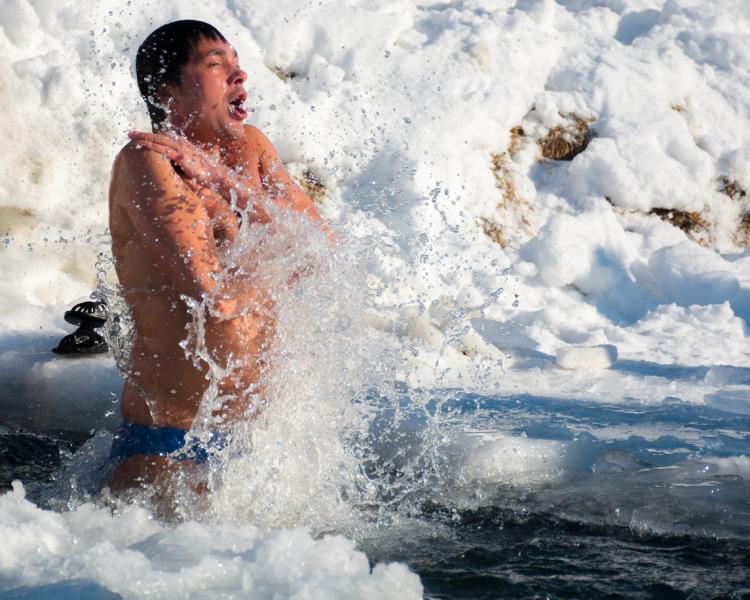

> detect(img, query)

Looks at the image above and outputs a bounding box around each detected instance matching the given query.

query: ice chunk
[460,434,566,486]
[704,389,750,415]
[592,449,648,475]
[0,484,423,599]
[556,345,617,370]
[703,365,750,386]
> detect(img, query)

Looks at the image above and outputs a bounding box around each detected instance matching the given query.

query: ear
[152,84,184,130]
[154,85,176,113]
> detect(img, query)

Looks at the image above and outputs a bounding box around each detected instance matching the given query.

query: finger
[136,140,183,161]
[132,138,171,154]
[129,131,181,150]
[128,131,184,152]
[128,130,163,142]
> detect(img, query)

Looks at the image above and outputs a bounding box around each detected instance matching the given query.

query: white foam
[0,482,422,599]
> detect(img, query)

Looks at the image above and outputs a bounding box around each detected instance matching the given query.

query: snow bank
[1,0,748,385]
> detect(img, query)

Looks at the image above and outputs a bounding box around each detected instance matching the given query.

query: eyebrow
[199,48,239,61]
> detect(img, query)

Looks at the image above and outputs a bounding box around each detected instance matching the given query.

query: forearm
[211,165,263,214]
[264,178,333,240]
[203,267,273,321]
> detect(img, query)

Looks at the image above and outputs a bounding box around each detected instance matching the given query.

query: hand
[128,130,269,218]
[128,130,226,190]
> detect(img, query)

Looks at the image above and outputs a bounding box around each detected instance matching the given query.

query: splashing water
[86,200,404,534]
[196,203,398,532]
[50,200,750,550]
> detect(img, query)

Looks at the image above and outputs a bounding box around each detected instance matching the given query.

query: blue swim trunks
[110,422,226,464]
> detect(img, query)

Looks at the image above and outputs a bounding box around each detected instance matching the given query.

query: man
[107,20,325,493]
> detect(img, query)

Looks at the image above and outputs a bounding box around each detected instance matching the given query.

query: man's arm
[126,130,268,219]
[116,146,234,312]
[252,127,323,221]
[126,128,331,238]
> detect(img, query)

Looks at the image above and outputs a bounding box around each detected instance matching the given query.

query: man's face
[166,36,248,143]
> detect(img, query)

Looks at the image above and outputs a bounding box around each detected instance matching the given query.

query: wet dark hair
[136,20,227,129]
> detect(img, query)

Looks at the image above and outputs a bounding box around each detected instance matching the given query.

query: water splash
[87,200,408,531]
[192,203,398,533]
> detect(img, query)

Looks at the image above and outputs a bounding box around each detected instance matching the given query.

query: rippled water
[4,390,749,599]
[360,392,750,598]
[0,428,84,493]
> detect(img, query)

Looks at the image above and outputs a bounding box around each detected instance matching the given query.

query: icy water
[3,391,749,599]
[4,1,750,596]
[361,392,750,598]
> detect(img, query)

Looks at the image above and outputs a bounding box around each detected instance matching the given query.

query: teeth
[229,100,245,116]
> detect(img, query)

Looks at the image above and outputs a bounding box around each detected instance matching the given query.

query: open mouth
[228,94,248,120]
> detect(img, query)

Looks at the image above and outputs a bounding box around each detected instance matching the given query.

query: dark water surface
[362,393,750,598]
[366,506,750,599]
[0,427,84,493]
[2,392,750,599]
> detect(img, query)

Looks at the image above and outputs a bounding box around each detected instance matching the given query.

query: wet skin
[107,37,325,492]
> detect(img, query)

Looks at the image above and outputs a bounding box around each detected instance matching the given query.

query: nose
[229,67,247,86]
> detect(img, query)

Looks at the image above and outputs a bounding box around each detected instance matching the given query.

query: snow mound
[0,482,422,600]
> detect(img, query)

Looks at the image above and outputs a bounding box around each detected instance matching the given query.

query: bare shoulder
[242,124,265,142]
[114,140,175,178]
[243,124,275,152]
[111,141,181,202]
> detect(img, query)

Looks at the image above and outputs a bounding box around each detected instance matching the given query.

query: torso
[109,127,272,430]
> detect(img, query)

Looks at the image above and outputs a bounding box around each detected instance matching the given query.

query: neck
[165,120,228,158]
[184,128,222,153]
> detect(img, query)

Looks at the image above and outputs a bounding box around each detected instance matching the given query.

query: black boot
[52,326,108,355]
[64,299,108,328]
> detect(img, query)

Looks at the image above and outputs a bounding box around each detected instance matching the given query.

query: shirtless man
[107,20,324,493]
